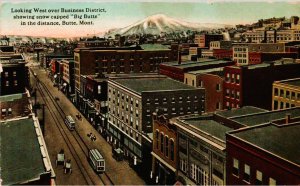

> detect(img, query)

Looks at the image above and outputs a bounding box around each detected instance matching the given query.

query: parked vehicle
[88,149,105,173]
[64,159,72,174]
[112,148,124,161]
[56,149,65,166]
[65,115,75,130]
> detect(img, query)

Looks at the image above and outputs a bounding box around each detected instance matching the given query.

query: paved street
[30,62,145,185]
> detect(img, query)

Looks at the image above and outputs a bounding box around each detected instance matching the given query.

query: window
[192,80,195,86]
[226,89,230,97]
[180,158,187,173]
[236,91,240,99]
[14,80,18,86]
[226,73,230,82]
[216,102,221,110]
[5,81,9,86]
[190,163,209,185]
[216,84,221,91]
[231,74,235,83]
[13,71,16,77]
[244,164,250,182]
[170,139,174,161]
[274,88,279,96]
[269,178,276,186]
[97,85,101,94]
[4,72,8,77]
[256,170,263,185]
[199,80,203,87]
[236,74,240,84]
[165,136,169,157]
[160,133,164,153]
[233,158,239,176]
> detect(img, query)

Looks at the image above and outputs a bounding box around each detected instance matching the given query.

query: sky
[1,0,300,37]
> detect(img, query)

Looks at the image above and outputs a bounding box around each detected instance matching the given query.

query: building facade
[223,60,300,110]
[107,75,205,176]
[151,113,177,185]
[194,34,224,48]
[226,120,300,185]
[272,78,300,110]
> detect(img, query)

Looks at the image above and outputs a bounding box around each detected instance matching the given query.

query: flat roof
[187,67,224,75]
[276,78,300,87]
[1,117,48,185]
[162,59,232,69]
[231,107,300,126]
[112,77,197,95]
[230,123,300,165]
[140,44,170,50]
[216,106,268,118]
[182,117,233,141]
[0,93,24,102]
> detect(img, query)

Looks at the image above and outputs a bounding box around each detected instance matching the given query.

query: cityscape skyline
[1,1,300,37]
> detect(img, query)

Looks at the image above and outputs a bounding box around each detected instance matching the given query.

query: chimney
[285,113,291,124]
[178,50,182,65]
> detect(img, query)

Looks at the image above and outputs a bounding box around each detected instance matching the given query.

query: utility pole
[41,104,45,135]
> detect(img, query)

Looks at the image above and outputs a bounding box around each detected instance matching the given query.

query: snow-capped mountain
[106,14,232,36]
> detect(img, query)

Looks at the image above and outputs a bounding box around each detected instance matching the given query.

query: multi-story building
[212,49,233,60]
[107,75,205,177]
[272,78,300,110]
[0,61,29,96]
[43,53,73,68]
[151,112,177,185]
[224,60,300,110]
[1,115,55,185]
[232,43,285,66]
[226,116,300,185]
[210,41,232,50]
[74,44,178,104]
[172,106,267,185]
[0,92,31,120]
[184,68,224,112]
[159,59,234,82]
[61,59,75,99]
[77,40,110,48]
[248,52,297,65]
[201,49,214,58]
[194,34,224,48]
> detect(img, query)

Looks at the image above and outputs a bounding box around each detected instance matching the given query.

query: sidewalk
[37,67,145,185]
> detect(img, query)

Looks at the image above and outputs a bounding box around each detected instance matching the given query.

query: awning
[151,152,176,172]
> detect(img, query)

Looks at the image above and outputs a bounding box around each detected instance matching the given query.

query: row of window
[233,158,276,185]
[225,89,240,100]
[5,80,18,87]
[225,73,240,84]
[155,130,175,161]
[273,100,297,110]
[274,88,300,100]
[108,116,140,141]
[1,108,12,117]
[4,71,17,77]
[147,95,201,104]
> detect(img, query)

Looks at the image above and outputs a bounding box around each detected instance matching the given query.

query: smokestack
[178,49,181,65]
[285,113,291,124]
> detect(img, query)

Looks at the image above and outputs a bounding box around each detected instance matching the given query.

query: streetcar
[88,149,105,173]
[65,115,75,130]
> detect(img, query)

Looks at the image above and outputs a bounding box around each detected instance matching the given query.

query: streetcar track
[31,68,114,185]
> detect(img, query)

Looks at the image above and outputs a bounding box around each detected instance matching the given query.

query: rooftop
[230,123,300,165]
[231,107,300,126]
[187,67,224,75]
[0,117,51,184]
[182,117,233,141]
[140,44,170,51]
[112,76,197,95]
[0,93,23,102]
[216,106,268,118]
[162,59,232,69]
[276,78,300,87]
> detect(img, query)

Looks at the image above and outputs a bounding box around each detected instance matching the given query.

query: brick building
[223,60,300,110]
[226,117,300,185]
[0,61,29,96]
[61,59,75,99]
[232,43,285,66]
[272,78,300,110]
[159,59,234,82]
[212,49,233,60]
[107,75,205,179]
[184,68,224,112]
[194,34,224,48]
[74,44,178,103]
[151,113,177,185]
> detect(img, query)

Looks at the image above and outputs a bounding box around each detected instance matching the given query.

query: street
[29,57,145,185]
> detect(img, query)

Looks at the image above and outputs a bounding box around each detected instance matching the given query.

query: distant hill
[105,14,233,36]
